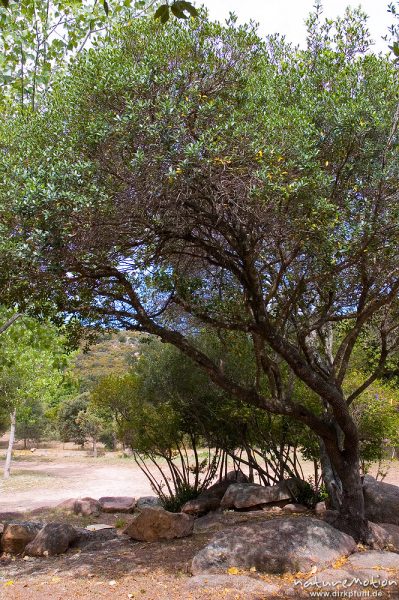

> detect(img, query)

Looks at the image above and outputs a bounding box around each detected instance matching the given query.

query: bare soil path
[1,444,399,512]
[0,448,153,512]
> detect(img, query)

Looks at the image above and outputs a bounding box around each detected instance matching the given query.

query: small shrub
[293,478,328,508]
[159,483,200,513]
[114,517,127,528]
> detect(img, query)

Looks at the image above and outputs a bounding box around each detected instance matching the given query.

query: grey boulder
[368,522,399,552]
[73,526,120,551]
[135,496,162,511]
[193,512,227,534]
[192,517,357,575]
[182,495,222,516]
[220,479,300,510]
[182,471,249,515]
[363,476,399,525]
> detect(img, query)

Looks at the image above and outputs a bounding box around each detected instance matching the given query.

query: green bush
[293,478,328,509]
[159,483,200,513]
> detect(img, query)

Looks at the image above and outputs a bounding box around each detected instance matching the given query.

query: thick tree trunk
[4,409,16,479]
[336,453,369,541]
[319,438,342,510]
[324,438,369,542]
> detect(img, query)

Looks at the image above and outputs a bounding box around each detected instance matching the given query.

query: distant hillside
[72,331,144,389]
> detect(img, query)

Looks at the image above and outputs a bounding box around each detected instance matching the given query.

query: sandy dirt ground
[1,444,399,512]
[0,454,154,512]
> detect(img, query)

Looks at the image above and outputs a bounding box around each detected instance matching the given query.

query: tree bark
[4,408,17,479]
[319,438,342,510]
[323,437,369,542]
[0,313,22,335]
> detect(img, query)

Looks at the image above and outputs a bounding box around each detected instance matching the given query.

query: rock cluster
[1,521,78,556]
[182,474,304,515]
[2,474,399,578]
[0,494,157,556]
[57,495,137,516]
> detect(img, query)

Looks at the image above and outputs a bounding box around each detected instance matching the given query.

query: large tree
[2,8,399,540]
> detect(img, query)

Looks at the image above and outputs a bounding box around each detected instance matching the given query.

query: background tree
[75,403,106,457]
[57,392,89,447]
[92,371,138,447]
[15,396,46,448]
[0,311,69,476]
[3,9,399,541]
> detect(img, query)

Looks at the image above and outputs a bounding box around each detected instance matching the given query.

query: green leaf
[174,1,198,17]
[0,0,9,8]
[171,4,187,19]
[103,0,109,16]
[389,41,399,57]
[154,4,170,23]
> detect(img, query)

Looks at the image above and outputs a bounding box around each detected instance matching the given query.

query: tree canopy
[2,7,399,540]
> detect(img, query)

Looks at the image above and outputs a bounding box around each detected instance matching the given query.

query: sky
[198,0,393,53]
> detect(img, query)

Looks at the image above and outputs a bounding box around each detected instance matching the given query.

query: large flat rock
[192,517,357,575]
[99,496,136,513]
[220,479,299,510]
